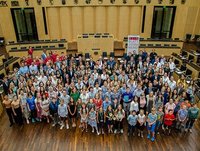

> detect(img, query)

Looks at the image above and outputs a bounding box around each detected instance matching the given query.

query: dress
[68,103,77,118]
[41,99,50,116]
[81,108,88,123]
[35,98,42,118]
[20,94,30,119]
[88,111,97,127]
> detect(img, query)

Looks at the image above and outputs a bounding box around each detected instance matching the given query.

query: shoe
[138,133,140,136]
[27,120,30,124]
[35,118,40,122]
[60,125,64,130]
[185,128,188,132]
[189,129,192,133]
[99,131,101,135]
[114,130,117,134]
[157,132,160,135]
[147,134,150,139]
[120,129,123,134]
[52,123,56,127]
[32,119,35,123]
[151,137,155,142]
[66,124,69,129]
[97,132,100,135]
[141,133,143,138]
[128,133,130,136]
[92,128,94,133]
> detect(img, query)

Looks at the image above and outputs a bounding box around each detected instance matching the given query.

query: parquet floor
[0,112,200,151]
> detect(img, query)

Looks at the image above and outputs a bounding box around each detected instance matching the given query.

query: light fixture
[181,0,186,4]
[158,0,163,4]
[61,0,66,5]
[49,0,53,5]
[135,0,139,4]
[110,0,115,4]
[37,0,41,5]
[169,0,174,4]
[146,0,151,4]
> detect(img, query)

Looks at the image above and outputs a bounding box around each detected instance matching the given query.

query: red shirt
[28,48,33,55]
[26,58,33,66]
[164,114,175,126]
[59,55,65,61]
[51,53,58,63]
[93,99,102,110]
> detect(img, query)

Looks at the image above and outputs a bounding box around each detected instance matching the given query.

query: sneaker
[66,124,69,129]
[60,125,64,130]
[27,120,30,124]
[138,133,140,137]
[151,137,155,142]
[92,128,94,133]
[32,119,35,123]
[189,129,192,133]
[120,129,123,134]
[52,123,56,127]
[185,128,188,132]
[147,134,150,139]
[141,133,143,138]
[114,130,117,134]
[97,132,100,135]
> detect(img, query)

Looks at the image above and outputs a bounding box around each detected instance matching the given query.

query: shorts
[147,123,156,132]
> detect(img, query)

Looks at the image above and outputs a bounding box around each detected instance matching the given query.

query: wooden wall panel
[83,7,95,33]
[193,8,200,35]
[95,7,106,33]
[118,6,130,40]
[107,7,118,39]
[71,7,83,40]
[129,6,142,35]
[60,7,72,40]
[47,8,61,39]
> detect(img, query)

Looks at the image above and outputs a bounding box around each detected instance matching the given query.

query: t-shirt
[148,113,157,123]
[164,114,175,126]
[178,109,188,121]
[156,111,164,121]
[26,97,36,110]
[188,107,199,119]
[127,114,138,126]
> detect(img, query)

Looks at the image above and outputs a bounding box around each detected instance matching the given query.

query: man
[19,62,29,75]
[168,76,176,91]
[121,87,133,113]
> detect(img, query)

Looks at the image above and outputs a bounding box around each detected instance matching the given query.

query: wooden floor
[0,112,200,151]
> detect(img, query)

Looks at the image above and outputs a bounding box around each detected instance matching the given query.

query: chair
[85,53,90,61]
[102,52,108,60]
[186,34,192,42]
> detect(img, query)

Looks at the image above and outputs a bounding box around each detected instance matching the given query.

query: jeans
[186,118,196,129]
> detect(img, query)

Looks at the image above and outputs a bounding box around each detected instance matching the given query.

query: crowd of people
[2,49,199,142]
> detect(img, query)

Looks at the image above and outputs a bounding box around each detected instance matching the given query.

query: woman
[139,93,146,113]
[130,96,139,113]
[105,105,114,133]
[2,95,14,127]
[165,99,176,114]
[114,104,125,134]
[68,98,77,127]
[19,90,30,124]
[93,93,103,111]
[11,96,23,125]
[146,91,156,114]
[41,94,50,123]
[35,93,42,122]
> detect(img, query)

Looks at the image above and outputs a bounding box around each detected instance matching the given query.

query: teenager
[97,107,105,134]
[11,96,23,125]
[114,105,125,134]
[88,107,99,135]
[68,98,77,127]
[163,109,175,135]
[80,103,88,132]
[58,99,69,129]
[147,108,157,142]
[127,110,138,136]
[137,109,146,138]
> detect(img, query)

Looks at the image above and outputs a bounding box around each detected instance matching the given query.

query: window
[11,8,38,41]
[151,6,176,39]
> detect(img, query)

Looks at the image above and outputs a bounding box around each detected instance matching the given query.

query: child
[127,110,138,136]
[176,104,188,132]
[137,109,146,137]
[97,107,105,134]
[68,98,77,127]
[147,108,157,142]
[185,103,199,133]
[163,109,175,135]
[105,105,114,133]
[58,99,69,129]
[87,98,95,111]
[88,107,99,135]
[49,97,59,127]
[114,104,125,134]
[80,103,88,132]
[156,107,164,134]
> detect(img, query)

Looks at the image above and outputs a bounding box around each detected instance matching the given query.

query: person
[176,104,188,131]
[3,95,15,127]
[41,94,50,123]
[68,98,77,127]
[156,107,164,134]
[163,109,175,135]
[97,106,105,134]
[105,105,114,133]
[147,108,157,142]
[165,99,176,114]
[49,97,59,127]
[127,110,138,136]
[58,99,69,129]
[19,91,30,124]
[137,109,146,138]
[28,46,33,58]
[185,103,199,133]
[80,103,88,132]
[121,87,133,113]
[35,93,42,122]
[146,91,156,114]
[88,106,99,135]
[114,104,125,134]
[130,96,139,113]
[27,93,37,123]
[11,96,23,125]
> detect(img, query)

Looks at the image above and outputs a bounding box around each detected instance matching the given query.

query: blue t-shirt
[26,96,36,110]
[178,109,188,121]
[148,113,157,123]
[127,114,138,126]
[103,101,111,111]
[122,92,133,103]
